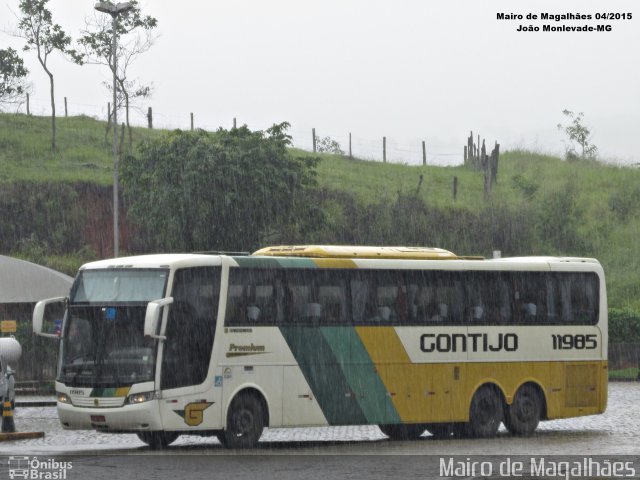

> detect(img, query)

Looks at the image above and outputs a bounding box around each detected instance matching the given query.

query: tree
[0,47,29,108]
[78,1,157,147]
[121,123,319,252]
[17,0,82,150]
[557,109,598,160]
[315,135,345,155]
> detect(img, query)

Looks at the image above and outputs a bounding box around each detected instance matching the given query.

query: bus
[32,245,607,449]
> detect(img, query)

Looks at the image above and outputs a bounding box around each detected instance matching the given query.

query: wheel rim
[515,390,538,422]
[232,408,255,437]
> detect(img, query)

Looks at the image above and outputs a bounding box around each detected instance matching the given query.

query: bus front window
[58,268,169,387]
[60,306,156,387]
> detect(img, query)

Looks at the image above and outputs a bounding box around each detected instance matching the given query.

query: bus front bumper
[57,400,162,432]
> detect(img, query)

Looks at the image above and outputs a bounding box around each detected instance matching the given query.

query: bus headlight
[57,392,71,404]
[127,392,155,404]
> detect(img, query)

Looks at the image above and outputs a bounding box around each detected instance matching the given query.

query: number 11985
[552,334,597,350]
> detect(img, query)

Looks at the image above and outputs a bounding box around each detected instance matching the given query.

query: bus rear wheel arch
[505,383,544,436]
[220,390,267,448]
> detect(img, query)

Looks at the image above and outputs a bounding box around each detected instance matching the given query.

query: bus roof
[252,245,464,260]
[79,253,222,270]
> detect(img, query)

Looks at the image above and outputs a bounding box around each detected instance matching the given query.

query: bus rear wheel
[220,393,264,448]
[136,431,179,449]
[505,385,542,436]
[468,386,503,438]
[379,424,425,440]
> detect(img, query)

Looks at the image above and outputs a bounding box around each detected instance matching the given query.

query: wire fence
[6,93,464,167]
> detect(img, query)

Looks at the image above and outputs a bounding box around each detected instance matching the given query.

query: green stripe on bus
[232,257,316,269]
[275,258,317,268]
[232,257,281,269]
[320,327,401,425]
[279,326,368,425]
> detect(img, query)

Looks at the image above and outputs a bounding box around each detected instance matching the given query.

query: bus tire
[136,431,179,449]
[221,392,264,448]
[468,386,503,438]
[505,385,542,436]
[379,424,425,440]
[424,423,454,438]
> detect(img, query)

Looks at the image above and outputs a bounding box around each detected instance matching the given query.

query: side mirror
[33,297,67,339]
[144,297,173,340]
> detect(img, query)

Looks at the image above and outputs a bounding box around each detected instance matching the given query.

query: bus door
[157,267,223,431]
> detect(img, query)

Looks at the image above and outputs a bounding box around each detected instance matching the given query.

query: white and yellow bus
[33,246,607,448]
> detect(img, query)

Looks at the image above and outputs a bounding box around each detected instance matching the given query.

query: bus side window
[350,277,369,324]
[225,269,282,326]
[225,284,245,325]
[162,267,219,390]
[562,273,598,325]
[465,275,485,323]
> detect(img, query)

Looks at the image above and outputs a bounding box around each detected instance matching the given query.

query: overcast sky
[2,0,638,165]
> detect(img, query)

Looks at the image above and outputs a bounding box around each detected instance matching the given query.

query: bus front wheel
[505,385,542,436]
[379,424,425,440]
[468,386,503,438]
[220,393,265,448]
[136,431,179,449]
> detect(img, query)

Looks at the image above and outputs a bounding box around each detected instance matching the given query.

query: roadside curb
[0,431,45,442]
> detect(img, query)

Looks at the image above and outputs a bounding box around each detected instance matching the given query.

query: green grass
[307,150,484,210]
[609,368,639,380]
[0,113,162,184]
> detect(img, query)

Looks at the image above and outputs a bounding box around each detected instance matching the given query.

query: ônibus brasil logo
[7,456,72,479]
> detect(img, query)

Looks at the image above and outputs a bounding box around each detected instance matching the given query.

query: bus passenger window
[522,302,537,321]
[318,285,346,324]
[414,288,441,322]
[225,269,282,326]
[350,279,369,324]
[303,302,322,321]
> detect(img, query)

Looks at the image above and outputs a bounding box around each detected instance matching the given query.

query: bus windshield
[59,305,156,387]
[60,268,169,387]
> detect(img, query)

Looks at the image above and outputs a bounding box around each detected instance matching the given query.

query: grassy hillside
[1,112,639,308]
[0,113,162,184]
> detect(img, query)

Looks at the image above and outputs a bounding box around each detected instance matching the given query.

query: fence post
[383,136,387,162]
[482,139,491,198]
[349,132,352,158]
[26,94,30,115]
[312,128,316,153]
[147,107,153,129]
[453,176,458,201]
[64,97,68,117]
[491,142,500,186]
[190,112,194,131]
[422,141,426,166]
